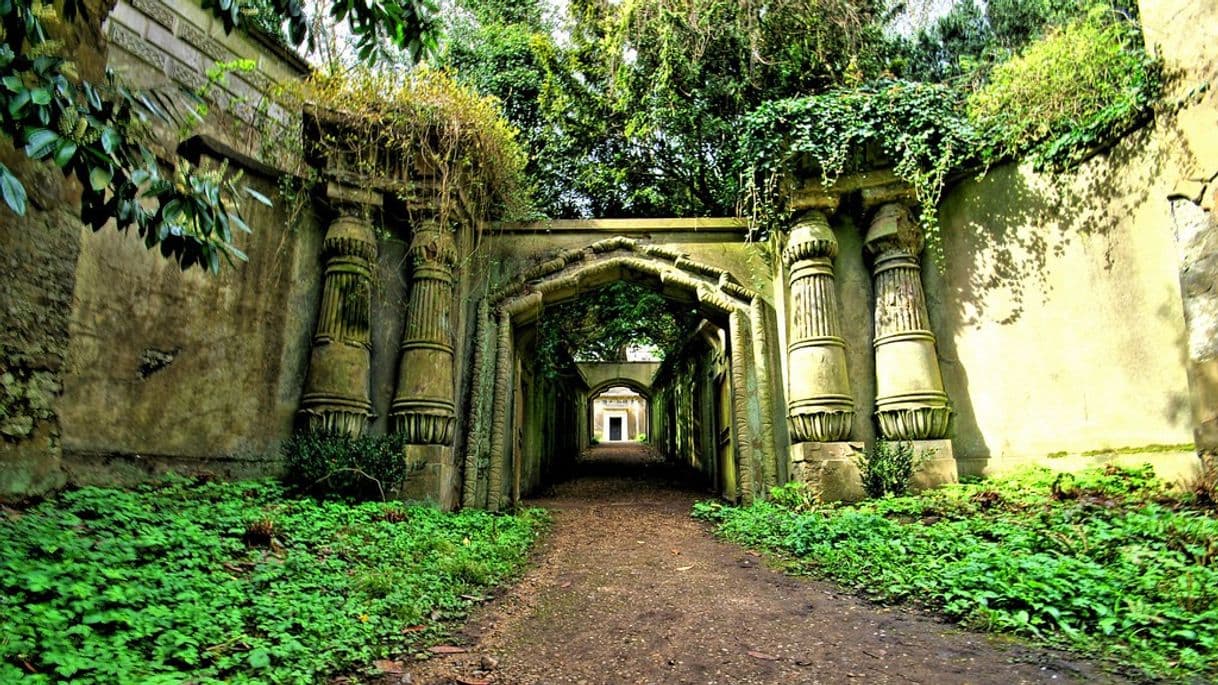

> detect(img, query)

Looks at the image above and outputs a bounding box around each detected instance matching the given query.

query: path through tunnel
[460,240,785,510]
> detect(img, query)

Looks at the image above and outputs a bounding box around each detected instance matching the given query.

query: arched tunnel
[459,239,787,511]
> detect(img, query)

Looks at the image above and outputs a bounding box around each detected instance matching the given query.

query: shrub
[967,4,1161,169]
[282,429,409,499]
[855,440,923,498]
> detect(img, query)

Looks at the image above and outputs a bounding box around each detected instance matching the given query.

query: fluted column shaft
[866,203,951,440]
[784,210,854,442]
[299,209,377,435]
[390,219,458,444]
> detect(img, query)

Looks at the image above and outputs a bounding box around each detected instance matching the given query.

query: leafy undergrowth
[695,465,1218,682]
[0,477,546,683]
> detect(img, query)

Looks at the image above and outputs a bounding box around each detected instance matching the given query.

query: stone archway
[460,236,784,510]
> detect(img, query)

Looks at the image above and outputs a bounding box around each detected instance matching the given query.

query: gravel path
[406,444,1130,685]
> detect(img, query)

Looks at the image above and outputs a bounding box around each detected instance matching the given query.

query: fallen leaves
[428,645,468,655]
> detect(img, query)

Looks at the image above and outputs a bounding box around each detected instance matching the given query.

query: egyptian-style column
[298,186,380,435]
[390,218,458,444]
[783,210,854,442]
[865,202,951,439]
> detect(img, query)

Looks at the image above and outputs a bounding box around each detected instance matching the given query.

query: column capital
[782,210,838,266]
[864,202,923,258]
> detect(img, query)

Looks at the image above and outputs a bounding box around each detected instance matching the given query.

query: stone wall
[0,0,320,498]
[922,0,1218,477]
[0,0,116,497]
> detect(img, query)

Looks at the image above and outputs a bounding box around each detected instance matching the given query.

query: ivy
[738,79,977,255]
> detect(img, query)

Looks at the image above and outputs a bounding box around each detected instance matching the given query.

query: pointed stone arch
[460,236,783,510]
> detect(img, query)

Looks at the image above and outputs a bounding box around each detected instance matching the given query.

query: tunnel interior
[503,277,745,500]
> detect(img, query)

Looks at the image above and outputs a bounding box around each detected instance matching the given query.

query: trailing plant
[737,79,976,253]
[282,429,414,499]
[0,476,545,683]
[280,65,530,228]
[698,465,1218,680]
[854,439,925,498]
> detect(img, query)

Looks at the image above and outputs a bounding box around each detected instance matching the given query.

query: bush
[769,481,819,512]
[855,440,923,498]
[283,429,409,499]
[967,4,1161,168]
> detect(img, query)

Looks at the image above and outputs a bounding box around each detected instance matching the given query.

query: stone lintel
[909,439,958,492]
[860,182,917,210]
[325,181,382,208]
[790,441,865,502]
[787,188,841,214]
[400,444,456,509]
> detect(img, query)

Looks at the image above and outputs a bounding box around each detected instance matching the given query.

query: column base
[910,439,958,492]
[790,441,865,502]
[399,444,457,510]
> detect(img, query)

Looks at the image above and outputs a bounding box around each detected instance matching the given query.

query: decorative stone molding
[390,219,459,444]
[783,210,854,442]
[865,202,951,440]
[298,192,380,435]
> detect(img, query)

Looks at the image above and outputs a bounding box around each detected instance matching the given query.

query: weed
[854,440,924,498]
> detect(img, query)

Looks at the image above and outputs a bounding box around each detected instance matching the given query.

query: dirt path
[408,444,1130,685]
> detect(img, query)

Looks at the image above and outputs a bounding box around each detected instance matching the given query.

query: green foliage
[967,5,1161,170]
[534,281,701,375]
[202,0,440,63]
[738,79,975,248]
[288,66,530,224]
[768,481,818,513]
[0,1,268,271]
[282,429,411,499]
[700,465,1218,680]
[0,477,545,683]
[854,440,924,498]
[0,0,436,272]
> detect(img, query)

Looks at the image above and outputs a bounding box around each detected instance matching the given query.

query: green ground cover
[695,465,1218,682]
[0,477,546,683]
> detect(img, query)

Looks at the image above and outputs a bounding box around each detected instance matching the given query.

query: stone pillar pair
[784,194,956,499]
[297,189,458,505]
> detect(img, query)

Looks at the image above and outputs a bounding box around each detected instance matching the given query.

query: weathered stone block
[400,445,456,509]
[790,441,865,502]
[909,439,958,493]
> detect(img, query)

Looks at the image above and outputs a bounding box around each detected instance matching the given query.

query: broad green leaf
[53,140,77,168]
[101,128,121,155]
[244,186,272,206]
[0,163,28,216]
[23,128,59,158]
[89,165,114,192]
